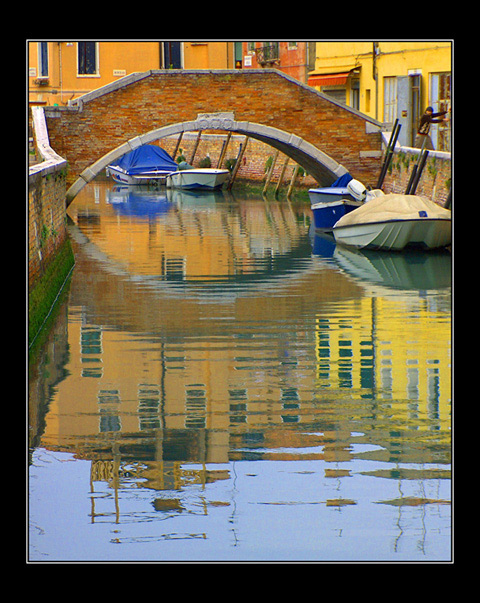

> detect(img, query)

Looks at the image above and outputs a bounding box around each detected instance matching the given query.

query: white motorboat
[333,194,451,251]
[166,168,230,190]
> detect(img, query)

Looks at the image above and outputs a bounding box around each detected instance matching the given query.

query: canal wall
[382,141,451,207]
[29,106,75,344]
[160,131,451,203]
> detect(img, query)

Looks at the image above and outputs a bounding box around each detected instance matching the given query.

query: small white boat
[166,168,230,190]
[333,194,451,251]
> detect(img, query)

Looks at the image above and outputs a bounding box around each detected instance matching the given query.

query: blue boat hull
[309,187,361,230]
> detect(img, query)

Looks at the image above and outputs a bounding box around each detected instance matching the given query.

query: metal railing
[255,44,279,65]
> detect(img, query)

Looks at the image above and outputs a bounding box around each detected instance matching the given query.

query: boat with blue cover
[106,144,178,185]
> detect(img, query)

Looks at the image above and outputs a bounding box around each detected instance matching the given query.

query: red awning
[308,72,351,87]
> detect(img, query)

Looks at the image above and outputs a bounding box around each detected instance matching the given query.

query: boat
[333,193,451,251]
[165,166,230,190]
[309,175,383,230]
[106,144,178,185]
[309,186,361,230]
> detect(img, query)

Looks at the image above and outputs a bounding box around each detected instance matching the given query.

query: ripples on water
[28,181,451,562]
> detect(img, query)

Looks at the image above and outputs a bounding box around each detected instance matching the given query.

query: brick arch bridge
[42,69,384,206]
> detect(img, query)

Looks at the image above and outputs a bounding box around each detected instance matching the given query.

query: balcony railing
[255,44,280,66]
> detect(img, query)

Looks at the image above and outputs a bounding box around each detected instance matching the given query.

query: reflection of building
[35,180,451,474]
[315,295,451,435]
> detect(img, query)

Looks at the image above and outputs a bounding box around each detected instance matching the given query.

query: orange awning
[308,72,351,87]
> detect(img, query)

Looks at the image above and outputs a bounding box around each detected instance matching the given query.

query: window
[430,72,451,152]
[38,42,48,77]
[78,42,98,75]
[384,76,398,124]
[322,87,347,105]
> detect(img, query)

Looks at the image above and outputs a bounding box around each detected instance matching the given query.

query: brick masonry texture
[29,168,68,289]
[45,71,383,189]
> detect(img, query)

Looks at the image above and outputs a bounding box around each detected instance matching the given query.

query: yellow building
[308,41,452,149]
[28,41,236,106]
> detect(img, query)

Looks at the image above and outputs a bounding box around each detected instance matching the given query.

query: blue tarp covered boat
[107,144,178,185]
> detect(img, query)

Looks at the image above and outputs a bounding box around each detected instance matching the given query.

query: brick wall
[28,167,68,289]
[44,70,383,190]
[160,132,318,189]
[382,147,451,207]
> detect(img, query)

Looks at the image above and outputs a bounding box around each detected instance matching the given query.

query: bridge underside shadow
[66,113,349,206]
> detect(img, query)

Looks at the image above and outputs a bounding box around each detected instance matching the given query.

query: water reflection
[29,181,451,561]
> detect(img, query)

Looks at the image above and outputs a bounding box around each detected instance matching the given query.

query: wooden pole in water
[217,132,232,168]
[274,156,290,197]
[189,131,202,165]
[377,120,401,189]
[410,149,429,195]
[287,164,300,199]
[405,135,427,194]
[263,149,279,195]
[173,132,184,161]
[227,136,249,190]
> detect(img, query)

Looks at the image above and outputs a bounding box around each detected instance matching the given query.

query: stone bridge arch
[41,69,384,205]
[65,113,351,205]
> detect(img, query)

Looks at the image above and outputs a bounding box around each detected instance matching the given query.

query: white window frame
[383,76,398,124]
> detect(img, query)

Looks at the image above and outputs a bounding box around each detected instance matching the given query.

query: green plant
[427,156,438,178]
[264,155,273,173]
[225,157,237,172]
[40,224,50,248]
[199,156,212,168]
[176,148,186,163]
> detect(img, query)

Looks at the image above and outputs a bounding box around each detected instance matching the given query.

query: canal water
[28,180,452,562]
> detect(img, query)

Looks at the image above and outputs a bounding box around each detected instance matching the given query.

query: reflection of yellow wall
[315,294,451,432]
[40,181,451,465]
[374,296,451,424]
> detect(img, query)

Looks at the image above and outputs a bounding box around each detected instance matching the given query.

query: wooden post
[274,156,290,197]
[189,131,202,165]
[263,149,279,195]
[217,132,232,168]
[287,164,300,198]
[173,131,184,161]
[227,136,249,190]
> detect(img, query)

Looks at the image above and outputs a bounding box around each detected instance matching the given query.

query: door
[395,76,409,147]
[395,75,422,147]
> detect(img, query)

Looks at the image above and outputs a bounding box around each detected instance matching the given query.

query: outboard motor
[347,179,367,201]
[347,179,385,203]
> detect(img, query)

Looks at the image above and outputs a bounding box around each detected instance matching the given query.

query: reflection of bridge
[41,70,383,205]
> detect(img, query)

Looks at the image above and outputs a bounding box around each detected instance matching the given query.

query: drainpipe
[373,42,379,121]
[58,42,63,104]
